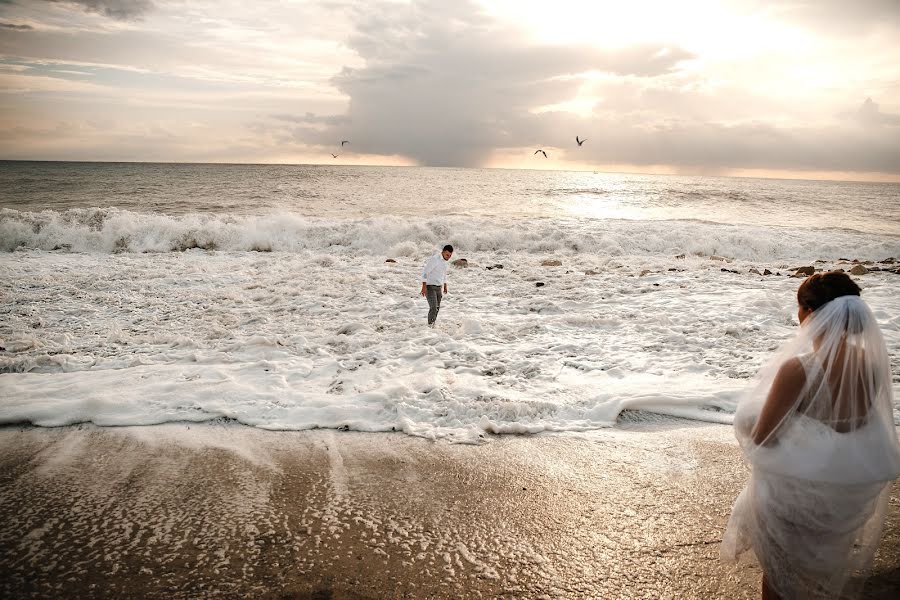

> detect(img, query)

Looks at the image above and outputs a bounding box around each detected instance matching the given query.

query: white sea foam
[2,246,898,443]
[1,207,898,262]
[2,166,899,441]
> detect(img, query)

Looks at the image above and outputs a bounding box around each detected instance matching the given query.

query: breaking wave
[1,207,897,262]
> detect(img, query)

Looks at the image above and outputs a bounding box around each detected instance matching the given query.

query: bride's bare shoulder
[777,357,806,382]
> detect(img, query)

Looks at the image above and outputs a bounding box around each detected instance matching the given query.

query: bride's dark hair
[797,271,861,311]
[724,267,900,600]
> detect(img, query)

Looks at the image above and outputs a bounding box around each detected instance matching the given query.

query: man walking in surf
[420,245,453,327]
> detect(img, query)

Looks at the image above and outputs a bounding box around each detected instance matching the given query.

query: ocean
[2,161,899,443]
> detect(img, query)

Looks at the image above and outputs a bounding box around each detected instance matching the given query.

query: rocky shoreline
[388,255,900,281]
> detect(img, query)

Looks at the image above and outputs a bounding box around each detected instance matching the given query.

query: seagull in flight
[534,149,547,158]
[331,153,339,158]
[576,136,587,146]
[341,140,349,146]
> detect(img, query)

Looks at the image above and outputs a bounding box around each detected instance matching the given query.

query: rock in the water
[452,258,469,267]
[721,268,739,274]
[584,269,600,275]
[709,255,727,262]
[749,268,761,275]
[485,264,504,270]
[882,257,896,264]
[849,264,869,275]
[793,266,815,276]
[541,259,562,267]
[639,269,651,277]
[763,269,773,275]
[675,253,685,259]
[535,282,545,287]
[385,258,397,263]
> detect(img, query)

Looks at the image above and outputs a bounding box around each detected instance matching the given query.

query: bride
[721,271,900,599]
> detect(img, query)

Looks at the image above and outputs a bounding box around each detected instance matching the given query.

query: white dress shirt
[421,253,449,286]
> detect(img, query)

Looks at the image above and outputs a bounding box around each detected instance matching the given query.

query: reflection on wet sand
[1,422,897,598]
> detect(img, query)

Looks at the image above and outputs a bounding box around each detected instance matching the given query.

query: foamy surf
[2,247,898,443]
[1,207,898,261]
[0,360,741,444]
[3,165,899,441]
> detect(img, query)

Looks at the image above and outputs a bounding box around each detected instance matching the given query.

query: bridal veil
[721,291,900,599]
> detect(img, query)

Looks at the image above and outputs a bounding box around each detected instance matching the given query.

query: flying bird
[534,149,547,158]
[341,140,349,146]
[576,136,587,146]
[331,153,339,158]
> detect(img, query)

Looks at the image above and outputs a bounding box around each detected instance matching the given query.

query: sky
[1,0,899,181]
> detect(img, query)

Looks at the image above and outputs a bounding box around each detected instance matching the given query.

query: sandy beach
[3,0,900,596]
[1,421,897,599]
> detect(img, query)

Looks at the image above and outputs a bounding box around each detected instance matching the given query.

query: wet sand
[1,422,897,599]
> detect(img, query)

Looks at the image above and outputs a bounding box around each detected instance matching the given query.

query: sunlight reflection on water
[1,162,898,235]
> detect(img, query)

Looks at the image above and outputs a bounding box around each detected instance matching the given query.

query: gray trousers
[426,285,443,325]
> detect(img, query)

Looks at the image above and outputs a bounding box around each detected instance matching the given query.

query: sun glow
[479,0,730,50]
[478,0,827,109]
[0,0,897,179]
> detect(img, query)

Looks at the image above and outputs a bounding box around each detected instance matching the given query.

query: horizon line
[1,158,899,186]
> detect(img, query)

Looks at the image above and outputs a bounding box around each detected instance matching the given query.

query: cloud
[44,0,155,21]
[271,112,350,127]
[1,0,897,176]
[260,0,899,174]
[512,94,900,174]
[854,97,900,127]
[758,0,900,33]
[294,0,693,166]
[0,22,34,30]
[561,116,900,174]
[0,70,107,93]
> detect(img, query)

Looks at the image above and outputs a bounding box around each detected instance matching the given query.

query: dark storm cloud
[44,0,155,20]
[0,21,32,29]
[292,0,693,166]
[265,0,899,174]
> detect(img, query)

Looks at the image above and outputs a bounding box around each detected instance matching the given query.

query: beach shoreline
[1,422,897,599]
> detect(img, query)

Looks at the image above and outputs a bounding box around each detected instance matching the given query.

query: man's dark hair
[443,244,454,253]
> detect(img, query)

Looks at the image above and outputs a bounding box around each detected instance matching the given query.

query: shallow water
[1,163,899,442]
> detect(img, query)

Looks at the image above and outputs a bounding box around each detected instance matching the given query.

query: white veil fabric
[721,294,900,599]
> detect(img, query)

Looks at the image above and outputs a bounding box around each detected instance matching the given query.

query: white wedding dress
[721,296,900,599]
